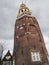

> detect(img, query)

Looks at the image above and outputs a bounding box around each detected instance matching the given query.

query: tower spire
[17,3,31,18]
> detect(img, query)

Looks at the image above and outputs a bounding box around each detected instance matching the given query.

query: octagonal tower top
[17,3,31,18]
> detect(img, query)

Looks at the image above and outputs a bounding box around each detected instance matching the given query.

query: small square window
[31,52,41,61]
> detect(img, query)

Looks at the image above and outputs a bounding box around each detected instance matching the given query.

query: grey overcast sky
[0,0,49,54]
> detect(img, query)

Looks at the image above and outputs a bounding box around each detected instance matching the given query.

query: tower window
[20,10,22,15]
[31,52,41,61]
[25,9,26,11]
[26,9,28,12]
[22,10,23,12]
[23,9,25,12]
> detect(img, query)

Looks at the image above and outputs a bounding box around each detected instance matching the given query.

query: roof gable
[2,50,12,61]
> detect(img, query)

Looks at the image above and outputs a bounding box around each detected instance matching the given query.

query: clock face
[6,56,11,60]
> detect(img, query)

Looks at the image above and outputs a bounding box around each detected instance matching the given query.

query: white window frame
[31,52,41,61]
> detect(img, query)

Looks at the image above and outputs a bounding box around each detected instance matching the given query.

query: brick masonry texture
[14,15,49,65]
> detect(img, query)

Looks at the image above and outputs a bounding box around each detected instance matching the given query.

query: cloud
[0,39,14,51]
[0,39,14,58]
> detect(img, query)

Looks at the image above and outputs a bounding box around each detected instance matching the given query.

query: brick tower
[14,3,49,65]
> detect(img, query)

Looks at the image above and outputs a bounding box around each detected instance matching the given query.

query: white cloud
[0,39,14,51]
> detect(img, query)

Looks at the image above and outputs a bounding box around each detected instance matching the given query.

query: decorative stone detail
[19,26,23,29]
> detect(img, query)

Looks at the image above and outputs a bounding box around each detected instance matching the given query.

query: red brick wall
[14,16,49,65]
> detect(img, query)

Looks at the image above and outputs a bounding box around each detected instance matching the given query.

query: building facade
[2,50,13,65]
[14,3,49,65]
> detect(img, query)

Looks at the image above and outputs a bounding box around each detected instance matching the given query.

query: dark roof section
[2,50,12,61]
